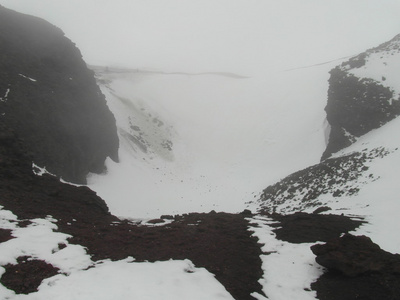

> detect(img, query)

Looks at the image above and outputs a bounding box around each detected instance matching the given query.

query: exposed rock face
[322,34,400,160]
[311,234,400,277]
[0,6,119,183]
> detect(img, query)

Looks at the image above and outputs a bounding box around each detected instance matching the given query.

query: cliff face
[0,6,119,183]
[322,34,400,160]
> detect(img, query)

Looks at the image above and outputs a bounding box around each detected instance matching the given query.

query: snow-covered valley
[1,1,400,300]
[87,64,330,219]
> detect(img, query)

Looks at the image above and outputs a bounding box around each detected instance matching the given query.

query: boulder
[311,234,400,277]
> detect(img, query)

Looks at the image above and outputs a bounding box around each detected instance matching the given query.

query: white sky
[1,0,399,75]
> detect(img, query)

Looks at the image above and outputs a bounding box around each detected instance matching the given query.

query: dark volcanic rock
[268,212,364,243]
[0,229,13,243]
[312,271,400,300]
[0,5,119,183]
[1,256,60,294]
[311,235,400,300]
[322,34,400,160]
[311,234,400,277]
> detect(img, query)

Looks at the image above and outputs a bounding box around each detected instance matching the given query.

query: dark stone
[311,234,400,300]
[0,228,13,243]
[312,271,400,300]
[0,6,119,184]
[160,215,174,220]
[147,218,165,224]
[269,212,364,243]
[240,209,253,216]
[1,256,59,294]
[311,234,400,277]
[313,206,332,214]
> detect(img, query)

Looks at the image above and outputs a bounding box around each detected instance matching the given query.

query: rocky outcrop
[311,235,400,300]
[253,147,394,214]
[267,212,364,244]
[311,234,400,277]
[322,34,400,160]
[0,5,119,183]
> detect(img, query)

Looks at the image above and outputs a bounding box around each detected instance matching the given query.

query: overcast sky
[1,0,400,75]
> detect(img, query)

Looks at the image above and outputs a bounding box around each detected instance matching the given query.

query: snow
[32,163,56,177]
[16,259,234,300]
[87,65,330,219]
[0,88,10,102]
[18,74,37,82]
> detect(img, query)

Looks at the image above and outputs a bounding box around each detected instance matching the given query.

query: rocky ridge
[322,34,400,159]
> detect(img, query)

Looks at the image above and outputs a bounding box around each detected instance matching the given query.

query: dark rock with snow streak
[322,34,400,160]
[0,5,119,183]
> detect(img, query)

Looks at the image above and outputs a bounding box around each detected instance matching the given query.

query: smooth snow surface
[87,65,330,219]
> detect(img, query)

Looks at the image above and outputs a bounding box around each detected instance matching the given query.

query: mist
[1,0,399,75]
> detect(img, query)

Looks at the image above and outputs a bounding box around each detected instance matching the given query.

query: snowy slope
[347,33,400,98]
[252,39,400,254]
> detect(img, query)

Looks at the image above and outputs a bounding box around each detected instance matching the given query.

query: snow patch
[32,163,56,177]
[0,88,10,102]
[18,74,37,82]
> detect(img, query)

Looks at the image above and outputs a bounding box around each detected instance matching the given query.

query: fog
[1,0,399,75]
